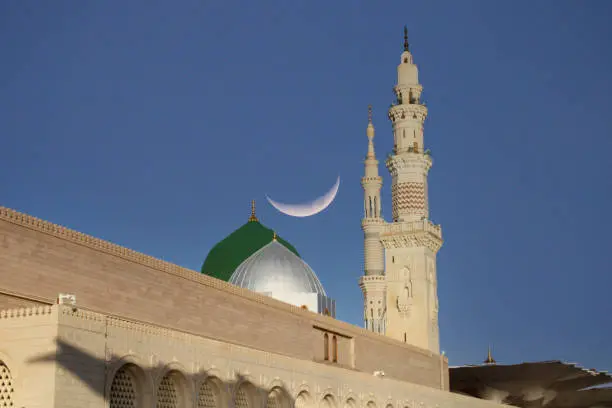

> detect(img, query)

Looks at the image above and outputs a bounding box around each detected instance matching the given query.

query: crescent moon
[266,176,340,218]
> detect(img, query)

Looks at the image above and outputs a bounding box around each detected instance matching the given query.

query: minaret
[382,27,443,353]
[359,106,387,334]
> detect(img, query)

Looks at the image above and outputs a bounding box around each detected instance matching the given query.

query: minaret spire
[248,200,258,222]
[359,104,386,335]
[366,105,376,159]
[403,26,409,51]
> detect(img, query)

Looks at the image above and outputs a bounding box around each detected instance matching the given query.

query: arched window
[157,370,183,408]
[234,382,255,408]
[0,362,14,408]
[198,377,221,408]
[413,141,418,153]
[266,387,290,408]
[345,398,358,408]
[404,332,407,343]
[369,197,373,217]
[332,335,338,363]
[373,197,378,217]
[324,333,329,361]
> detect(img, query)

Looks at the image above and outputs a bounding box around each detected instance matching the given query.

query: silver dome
[229,240,326,296]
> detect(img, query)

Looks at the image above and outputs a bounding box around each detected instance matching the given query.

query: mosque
[0,28,610,408]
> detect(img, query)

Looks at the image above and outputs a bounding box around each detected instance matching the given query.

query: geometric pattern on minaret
[359,106,387,335]
[381,27,443,353]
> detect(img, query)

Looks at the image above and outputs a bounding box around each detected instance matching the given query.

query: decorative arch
[343,397,358,408]
[294,382,313,408]
[295,389,312,408]
[233,380,260,408]
[106,356,153,408]
[266,385,292,408]
[320,393,337,408]
[196,375,228,408]
[366,401,377,408]
[0,351,18,380]
[0,360,15,408]
[155,368,191,408]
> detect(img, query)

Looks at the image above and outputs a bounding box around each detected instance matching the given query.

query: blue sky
[1,1,611,372]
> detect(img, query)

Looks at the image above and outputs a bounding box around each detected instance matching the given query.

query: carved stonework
[386,155,432,177]
[391,182,427,220]
[388,104,428,123]
[397,292,412,317]
[380,233,442,253]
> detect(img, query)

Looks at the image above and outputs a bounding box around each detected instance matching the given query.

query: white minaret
[359,106,387,334]
[381,27,443,353]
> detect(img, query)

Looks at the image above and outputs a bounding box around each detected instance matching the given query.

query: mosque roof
[200,201,300,282]
[229,238,326,296]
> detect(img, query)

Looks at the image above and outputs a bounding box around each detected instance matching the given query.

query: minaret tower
[359,106,387,334]
[382,27,443,353]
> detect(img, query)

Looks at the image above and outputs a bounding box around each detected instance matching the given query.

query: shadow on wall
[26,338,305,408]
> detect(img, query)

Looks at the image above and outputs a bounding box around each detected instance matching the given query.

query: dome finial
[272,231,277,241]
[248,200,258,222]
[368,104,373,124]
[403,26,409,51]
[484,345,496,365]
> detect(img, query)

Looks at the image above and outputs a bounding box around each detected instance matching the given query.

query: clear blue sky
[1,1,611,372]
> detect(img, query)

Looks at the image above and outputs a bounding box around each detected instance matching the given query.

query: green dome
[201,203,300,282]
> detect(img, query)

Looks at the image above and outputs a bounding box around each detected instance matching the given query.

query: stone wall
[0,304,499,408]
[0,306,59,408]
[0,207,447,389]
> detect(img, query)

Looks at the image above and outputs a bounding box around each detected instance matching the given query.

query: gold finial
[248,200,258,222]
[368,105,372,123]
[272,231,277,241]
[484,345,496,365]
[403,26,409,51]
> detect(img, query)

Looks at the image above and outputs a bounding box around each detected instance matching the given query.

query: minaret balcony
[388,103,428,123]
[359,274,386,290]
[361,176,383,187]
[361,218,386,229]
[385,152,432,175]
[379,219,443,252]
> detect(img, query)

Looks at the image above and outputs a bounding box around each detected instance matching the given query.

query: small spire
[403,26,409,51]
[484,345,496,365]
[366,105,376,158]
[272,231,277,241]
[248,200,258,222]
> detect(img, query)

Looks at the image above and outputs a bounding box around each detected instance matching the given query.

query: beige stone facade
[0,303,505,408]
[0,207,505,408]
